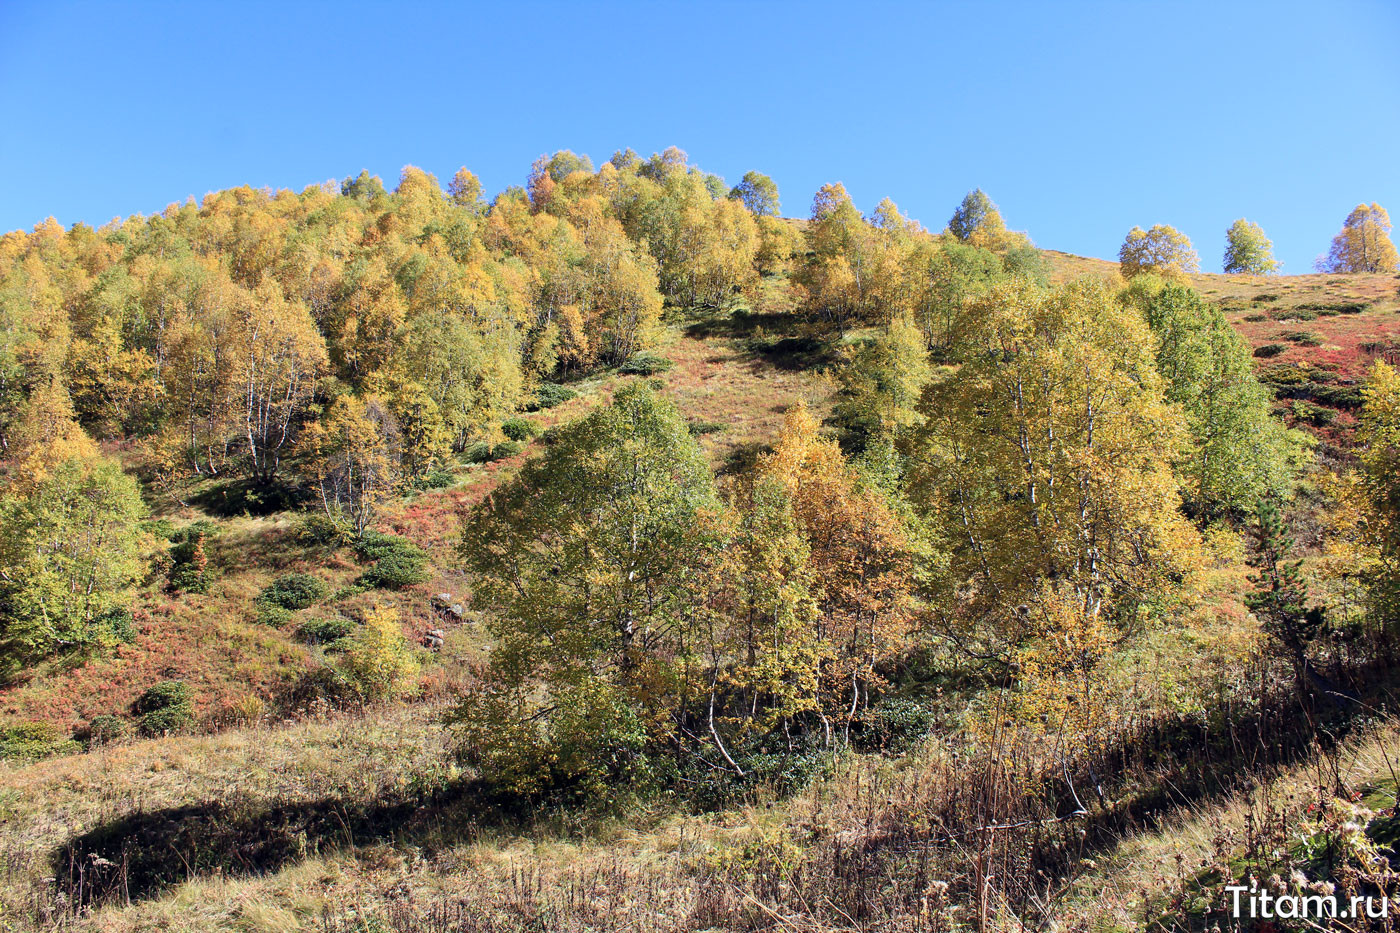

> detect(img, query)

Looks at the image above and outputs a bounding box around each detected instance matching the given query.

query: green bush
[1299,301,1368,314]
[1271,308,1317,322]
[167,522,216,593]
[280,665,358,712]
[1251,293,1280,304]
[255,605,294,626]
[1291,400,1337,426]
[297,512,351,546]
[852,698,936,753]
[1312,384,1364,409]
[411,470,456,490]
[461,440,522,464]
[137,705,195,737]
[0,721,80,761]
[1243,313,1268,322]
[132,680,195,737]
[354,532,430,589]
[257,573,329,611]
[142,518,175,540]
[133,679,192,715]
[618,351,673,375]
[84,714,128,745]
[501,417,539,442]
[687,420,726,436]
[94,607,137,644]
[299,616,354,646]
[524,383,577,411]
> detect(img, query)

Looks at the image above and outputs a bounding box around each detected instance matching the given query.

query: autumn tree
[396,307,522,447]
[1246,500,1329,696]
[0,447,148,672]
[1138,283,1299,517]
[716,474,823,743]
[799,183,877,329]
[236,281,329,483]
[910,277,1201,663]
[339,605,419,703]
[728,171,780,217]
[1222,218,1280,274]
[948,189,996,242]
[909,239,1004,350]
[1318,203,1399,273]
[454,383,723,792]
[1356,361,1400,627]
[302,394,402,537]
[756,404,916,734]
[1119,224,1200,279]
[831,314,932,452]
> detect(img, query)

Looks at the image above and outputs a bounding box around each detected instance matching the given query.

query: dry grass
[1055,719,1400,930]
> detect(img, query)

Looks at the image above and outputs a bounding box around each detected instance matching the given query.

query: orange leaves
[758,405,917,703]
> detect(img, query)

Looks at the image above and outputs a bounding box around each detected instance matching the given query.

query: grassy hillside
[0,310,833,735]
[3,247,1398,933]
[1043,251,1400,442]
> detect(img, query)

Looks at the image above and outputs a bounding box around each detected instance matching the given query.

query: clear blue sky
[2,1,1397,273]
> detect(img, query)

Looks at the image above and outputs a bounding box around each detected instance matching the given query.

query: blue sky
[2,1,1397,272]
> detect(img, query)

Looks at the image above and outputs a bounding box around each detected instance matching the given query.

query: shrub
[1312,384,1364,408]
[852,698,936,753]
[1282,330,1322,345]
[1251,293,1280,304]
[257,573,329,611]
[450,680,650,804]
[411,470,455,490]
[354,532,430,589]
[84,714,128,745]
[523,383,577,411]
[299,616,355,646]
[1243,313,1268,322]
[339,606,419,704]
[500,417,539,442]
[0,721,80,761]
[461,440,522,464]
[618,351,673,375]
[94,607,137,644]
[1271,308,1317,321]
[1298,301,1368,314]
[255,605,294,626]
[1291,400,1337,426]
[1254,344,1288,358]
[132,680,195,737]
[297,512,351,547]
[279,666,357,713]
[167,523,216,593]
[687,420,726,436]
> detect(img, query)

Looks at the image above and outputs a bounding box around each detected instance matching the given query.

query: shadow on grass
[189,478,311,518]
[683,309,838,373]
[49,777,516,912]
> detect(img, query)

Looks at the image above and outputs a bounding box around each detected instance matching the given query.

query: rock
[430,593,468,622]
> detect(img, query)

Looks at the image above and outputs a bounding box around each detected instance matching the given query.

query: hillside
[14,254,1393,738]
[2,162,1399,933]
[1042,251,1400,442]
